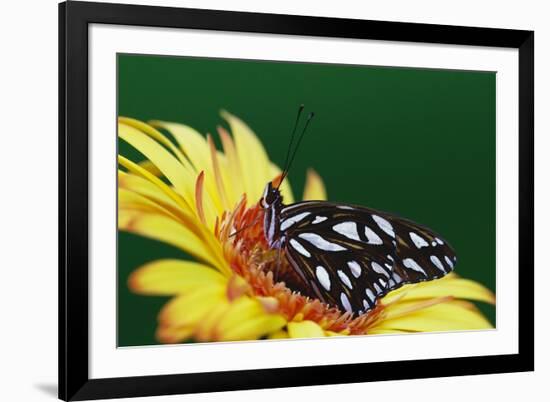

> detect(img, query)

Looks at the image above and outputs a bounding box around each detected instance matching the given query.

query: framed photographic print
[59,1,534,400]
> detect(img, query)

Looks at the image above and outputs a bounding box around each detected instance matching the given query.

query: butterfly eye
[261,182,280,207]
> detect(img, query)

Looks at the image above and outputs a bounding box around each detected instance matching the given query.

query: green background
[118,54,496,347]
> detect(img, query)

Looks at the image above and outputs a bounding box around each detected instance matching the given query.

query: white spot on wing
[315,266,331,291]
[364,225,383,245]
[372,214,395,238]
[430,255,446,272]
[409,232,429,248]
[333,221,361,241]
[373,283,383,294]
[340,293,352,313]
[289,239,311,257]
[298,233,347,251]
[280,212,310,231]
[431,241,437,247]
[347,261,362,278]
[312,216,327,224]
[444,255,454,268]
[363,299,371,310]
[337,270,353,289]
[435,237,444,245]
[366,288,376,303]
[403,258,427,275]
[379,278,387,288]
[371,262,390,278]
[337,205,354,210]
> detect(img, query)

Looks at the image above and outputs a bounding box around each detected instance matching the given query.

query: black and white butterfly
[259,106,457,316]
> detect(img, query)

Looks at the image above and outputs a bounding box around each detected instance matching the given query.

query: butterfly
[259,105,457,316]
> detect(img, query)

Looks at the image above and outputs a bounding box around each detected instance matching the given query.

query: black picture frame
[59,1,534,400]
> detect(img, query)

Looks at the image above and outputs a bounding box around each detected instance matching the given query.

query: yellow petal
[150,120,223,214]
[119,117,194,173]
[287,320,326,338]
[118,188,178,220]
[268,329,289,339]
[373,301,493,332]
[214,297,266,335]
[118,155,193,213]
[118,209,221,270]
[324,330,347,337]
[159,285,226,327]
[128,259,226,296]
[380,297,453,322]
[207,134,230,210]
[119,170,179,211]
[118,122,196,210]
[221,110,271,205]
[218,125,244,206]
[119,172,201,231]
[194,300,232,342]
[219,314,287,341]
[302,168,327,201]
[137,160,163,177]
[149,120,210,175]
[156,325,195,344]
[212,296,286,341]
[366,328,411,335]
[194,171,218,230]
[382,276,496,305]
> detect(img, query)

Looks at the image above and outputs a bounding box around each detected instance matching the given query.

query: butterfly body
[260,181,457,316]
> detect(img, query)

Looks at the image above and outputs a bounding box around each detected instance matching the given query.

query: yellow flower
[118,111,495,343]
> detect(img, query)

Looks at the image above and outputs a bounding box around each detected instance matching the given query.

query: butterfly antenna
[281,111,315,184]
[277,104,305,190]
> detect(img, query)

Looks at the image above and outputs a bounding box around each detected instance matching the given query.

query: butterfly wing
[278,201,456,315]
[387,214,457,288]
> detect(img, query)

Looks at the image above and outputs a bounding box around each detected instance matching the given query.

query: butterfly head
[260,181,283,209]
